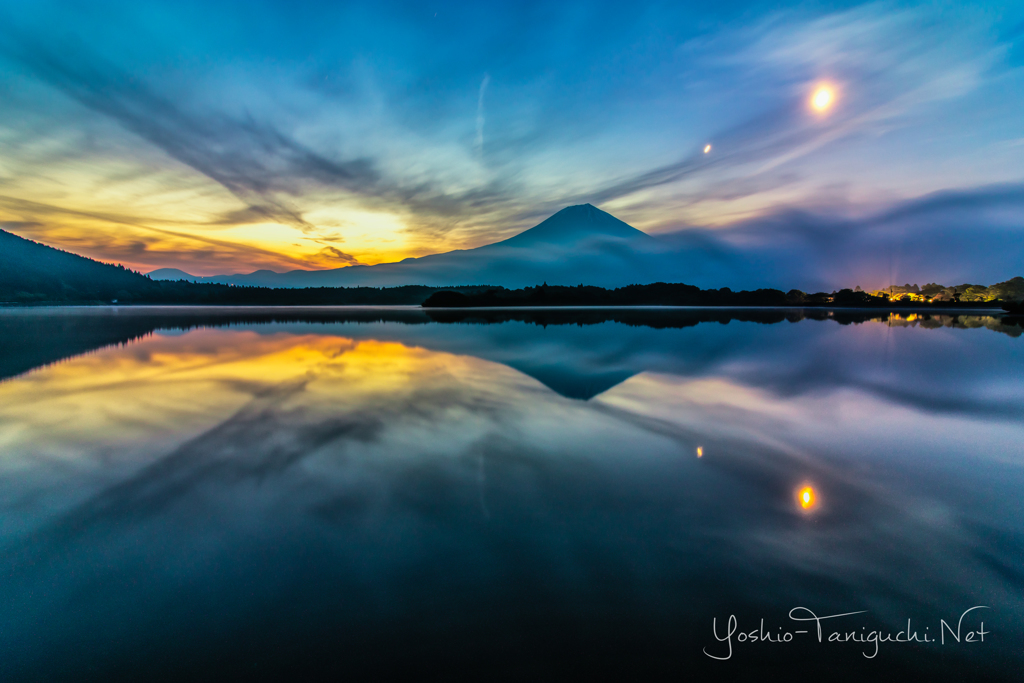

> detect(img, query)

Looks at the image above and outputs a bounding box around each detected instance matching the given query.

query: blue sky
[0,0,1022,276]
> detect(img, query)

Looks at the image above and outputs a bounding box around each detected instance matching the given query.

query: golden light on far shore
[696,446,703,458]
[811,86,834,112]
[703,144,711,154]
[797,485,817,510]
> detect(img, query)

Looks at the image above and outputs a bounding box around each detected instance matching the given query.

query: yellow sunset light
[696,446,703,458]
[811,86,834,112]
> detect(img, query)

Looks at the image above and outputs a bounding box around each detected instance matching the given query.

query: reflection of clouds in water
[0,331,541,527]
[593,371,1024,618]
[3,307,1021,420]
[0,319,1021,678]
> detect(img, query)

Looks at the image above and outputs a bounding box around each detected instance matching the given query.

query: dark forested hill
[0,229,158,303]
[0,230,492,305]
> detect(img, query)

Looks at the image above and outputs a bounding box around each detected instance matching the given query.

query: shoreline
[0,303,1011,314]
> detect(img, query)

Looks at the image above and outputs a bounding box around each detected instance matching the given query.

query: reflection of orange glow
[696,446,703,458]
[0,331,519,454]
[797,485,817,510]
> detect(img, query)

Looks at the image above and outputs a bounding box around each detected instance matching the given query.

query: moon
[811,86,834,112]
[797,485,818,510]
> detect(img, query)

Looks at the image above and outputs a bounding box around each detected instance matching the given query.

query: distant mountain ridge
[140,202,1024,293]
[147,268,200,281]
[148,204,674,289]
[7,202,1024,297]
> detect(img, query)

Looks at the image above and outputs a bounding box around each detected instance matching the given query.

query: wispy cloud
[583,3,1010,211]
[475,73,490,157]
[656,183,1024,290]
[0,36,384,232]
[0,1,1021,273]
[316,246,362,267]
[0,194,328,273]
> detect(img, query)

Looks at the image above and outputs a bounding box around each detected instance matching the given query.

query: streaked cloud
[0,1,1021,275]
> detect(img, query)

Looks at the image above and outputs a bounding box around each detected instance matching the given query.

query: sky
[0,0,1022,277]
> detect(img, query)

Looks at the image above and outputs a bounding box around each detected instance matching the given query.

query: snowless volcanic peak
[494,204,652,248]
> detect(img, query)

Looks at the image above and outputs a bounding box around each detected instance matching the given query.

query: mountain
[12,201,1024,296]
[0,229,495,305]
[486,203,653,248]
[147,268,201,282]
[0,229,158,303]
[149,204,680,289]
[144,189,1024,293]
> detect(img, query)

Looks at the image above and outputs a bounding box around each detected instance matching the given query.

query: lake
[0,306,1021,681]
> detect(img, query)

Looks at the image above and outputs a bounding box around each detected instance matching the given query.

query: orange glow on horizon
[0,185,441,276]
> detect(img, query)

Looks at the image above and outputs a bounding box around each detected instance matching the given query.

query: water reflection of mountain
[2,306,1023,682]
[1,307,1021,406]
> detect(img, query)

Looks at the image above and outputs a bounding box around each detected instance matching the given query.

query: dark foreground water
[0,306,1022,681]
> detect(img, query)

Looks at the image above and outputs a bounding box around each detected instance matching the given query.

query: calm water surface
[0,307,1022,681]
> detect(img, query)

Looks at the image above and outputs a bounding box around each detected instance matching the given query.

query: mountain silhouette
[149,204,677,289]
[487,204,653,248]
[0,229,156,303]
[146,268,200,281]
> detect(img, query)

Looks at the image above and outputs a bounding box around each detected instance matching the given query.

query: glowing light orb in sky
[703,144,711,154]
[797,485,817,510]
[811,86,835,112]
